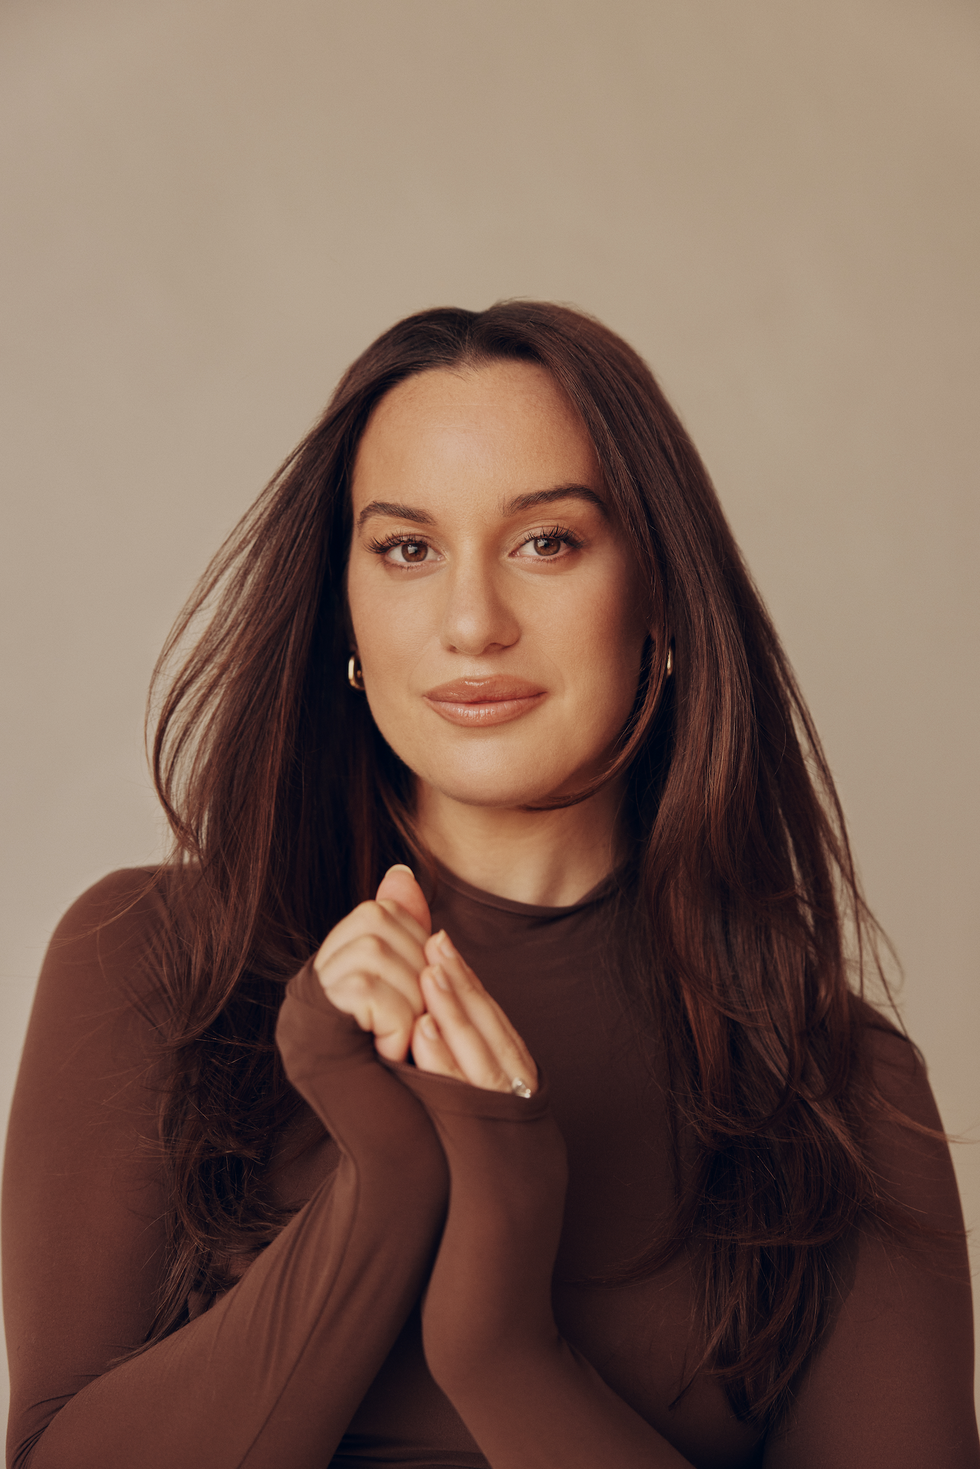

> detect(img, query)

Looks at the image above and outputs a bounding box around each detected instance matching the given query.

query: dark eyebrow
[355,485,606,533]
[356,500,436,531]
[503,485,607,517]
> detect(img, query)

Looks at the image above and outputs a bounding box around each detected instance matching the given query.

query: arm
[397,928,694,1469]
[3,871,448,1469]
[399,919,979,1468]
[762,1028,980,1469]
[394,1064,694,1469]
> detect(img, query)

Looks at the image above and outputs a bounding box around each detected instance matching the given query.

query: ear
[375,864,432,936]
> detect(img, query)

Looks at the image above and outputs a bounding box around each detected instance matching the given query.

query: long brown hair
[148,301,917,1428]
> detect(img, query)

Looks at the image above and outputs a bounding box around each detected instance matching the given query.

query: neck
[414,778,626,908]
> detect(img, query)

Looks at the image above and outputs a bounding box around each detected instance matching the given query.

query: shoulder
[39,866,182,1030]
[51,864,175,934]
[850,996,941,1131]
[12,869,187,1140]
[849,998,961,1230]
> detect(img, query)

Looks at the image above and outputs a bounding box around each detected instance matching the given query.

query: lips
[423,677,546,728]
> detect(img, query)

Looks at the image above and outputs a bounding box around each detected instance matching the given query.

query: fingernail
[420,1013,438,1039]
[430,963,451,992]
[387,864,414,878]
[438,931,456,959]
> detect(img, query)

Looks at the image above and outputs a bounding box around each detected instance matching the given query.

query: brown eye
[531,536,562,557]
[374,535,438,566]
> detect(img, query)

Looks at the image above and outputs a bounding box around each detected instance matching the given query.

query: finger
[424,931,499,1008]
[325,971,418,1063]
[420,968,536,1094]
[316,931,426,1016]
[316,900,427,976]
[425,932,537,1082]
[375,898,429,952]
[420,967,499,1087]
[375,865,432,937]
[410,1008,467,1081]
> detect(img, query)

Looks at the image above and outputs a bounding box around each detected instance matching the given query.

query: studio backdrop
[1,0,977,1419]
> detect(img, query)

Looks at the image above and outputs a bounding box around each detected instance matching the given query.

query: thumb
[375,864,432,937]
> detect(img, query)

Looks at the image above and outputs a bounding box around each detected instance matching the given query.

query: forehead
[350,361,599,509]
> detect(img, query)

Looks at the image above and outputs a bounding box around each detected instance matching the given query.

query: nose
[439,557,520,657]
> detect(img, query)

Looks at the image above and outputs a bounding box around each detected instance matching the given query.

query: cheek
[347,567,434,744]
[559,576,647,688]
[348,565,415,662]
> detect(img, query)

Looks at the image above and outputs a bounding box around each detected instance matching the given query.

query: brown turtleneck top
[3,867,977,1469]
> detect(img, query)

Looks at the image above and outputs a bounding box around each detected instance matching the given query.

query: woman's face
[346,360,650,810]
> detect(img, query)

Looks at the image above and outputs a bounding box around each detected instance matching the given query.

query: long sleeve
[388,1063,694,1469]
[762,1027,979,1468]
[389,1041,979,1469]
[3,872,449,1469]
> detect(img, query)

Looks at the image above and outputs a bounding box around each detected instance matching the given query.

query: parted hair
[147,301,924,1429]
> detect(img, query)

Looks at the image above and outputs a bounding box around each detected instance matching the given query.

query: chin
[424,779,556,810]
[412,751,593,811]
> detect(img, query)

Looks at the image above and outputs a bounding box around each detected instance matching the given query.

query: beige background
[2,0,978,1425]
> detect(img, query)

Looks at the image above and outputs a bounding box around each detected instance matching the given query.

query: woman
[3,302,977,1469]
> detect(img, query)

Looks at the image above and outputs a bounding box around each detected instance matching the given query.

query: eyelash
[517,524,585,556]
[366,525,585,565]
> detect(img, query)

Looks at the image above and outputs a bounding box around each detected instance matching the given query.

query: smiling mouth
[423,678,546,727]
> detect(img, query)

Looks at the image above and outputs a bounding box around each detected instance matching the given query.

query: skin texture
[314,865,539,1095]
[346,360,651,908]
[333,360,655,1093]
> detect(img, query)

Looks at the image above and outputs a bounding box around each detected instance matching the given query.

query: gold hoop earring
[347,654,365,691]
[666,645,674,677]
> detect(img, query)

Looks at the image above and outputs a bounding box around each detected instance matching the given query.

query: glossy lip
[423,677,546,728]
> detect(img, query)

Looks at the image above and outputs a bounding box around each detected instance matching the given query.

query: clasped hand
[313,865,538,1096]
